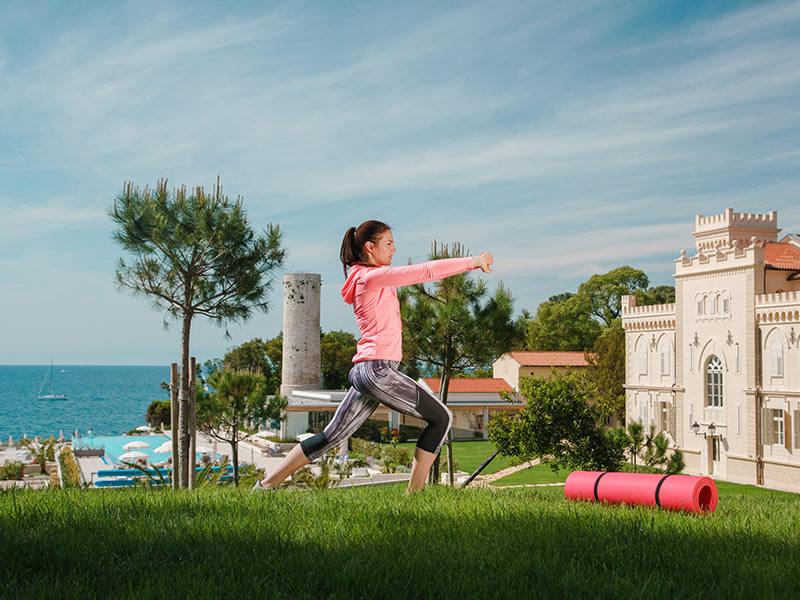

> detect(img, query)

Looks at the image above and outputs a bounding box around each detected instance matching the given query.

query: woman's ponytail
[340,220,391,276]
[340,227,359,276]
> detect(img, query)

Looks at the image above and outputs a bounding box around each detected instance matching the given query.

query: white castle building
[622,208,800,492]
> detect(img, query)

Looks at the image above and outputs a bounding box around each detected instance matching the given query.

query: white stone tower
[280,273,322,396]
[693,208,780,252]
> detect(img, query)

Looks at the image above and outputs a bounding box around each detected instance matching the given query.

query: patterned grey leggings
[300,360,453,461]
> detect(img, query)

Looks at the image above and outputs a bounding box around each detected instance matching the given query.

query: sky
[1,0,799,365]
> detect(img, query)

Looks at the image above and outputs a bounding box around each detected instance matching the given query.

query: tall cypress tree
[109,178,284,488]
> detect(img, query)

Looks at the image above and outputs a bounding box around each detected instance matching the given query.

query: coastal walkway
[77,456,106,485]
[474,458,541,483]
[0,478,50,490]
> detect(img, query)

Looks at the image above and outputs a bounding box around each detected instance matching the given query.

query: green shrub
[615,422,686,474]
[283,450,351,489]
[349,437,379,458]
[352,419,383,442]
[58,448,82,488]
[347,452,367,467]
[20,438,56,474]
[347,439,414,472]
[146,400,171,428]
[379,444,412,473]
[489,369,626,472]
[437,451,458,473]
[0,462,23,481]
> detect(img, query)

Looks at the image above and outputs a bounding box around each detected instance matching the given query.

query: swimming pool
[72,434,172,465]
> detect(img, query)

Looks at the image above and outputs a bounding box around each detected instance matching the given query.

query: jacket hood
[340,265,363,305]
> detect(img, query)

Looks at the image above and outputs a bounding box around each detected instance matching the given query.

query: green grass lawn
[2,483,799,599]
[398,440,514,474]
[713,479,798,499]
[491,462,569,485]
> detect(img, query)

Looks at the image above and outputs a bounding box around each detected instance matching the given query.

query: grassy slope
[2,484,799,599]
[492,463,570,485]
[397,440,514,474]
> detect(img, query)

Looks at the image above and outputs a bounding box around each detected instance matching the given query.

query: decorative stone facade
[623,208,800,492]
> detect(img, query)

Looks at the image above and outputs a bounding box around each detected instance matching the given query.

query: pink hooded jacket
[340,257,475,363]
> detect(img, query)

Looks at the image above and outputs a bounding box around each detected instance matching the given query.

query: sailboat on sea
[38,360,67,400]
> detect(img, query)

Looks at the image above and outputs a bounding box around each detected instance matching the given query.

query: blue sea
[0,365,170,440]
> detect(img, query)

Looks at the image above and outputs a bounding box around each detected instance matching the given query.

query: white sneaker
[252,480,273,493]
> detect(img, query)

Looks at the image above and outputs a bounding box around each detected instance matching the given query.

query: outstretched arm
[361,254,493,289]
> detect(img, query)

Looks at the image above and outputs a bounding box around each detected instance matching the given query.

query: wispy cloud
[502,223,689,273]
[698,0,800,43]
[0,197,107,241]
[4,0,798,211]
[2,133,26,164]
[2,0,800,363]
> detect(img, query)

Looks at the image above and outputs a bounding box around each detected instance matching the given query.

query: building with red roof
[492,351,588,391]
[421,377,514,395]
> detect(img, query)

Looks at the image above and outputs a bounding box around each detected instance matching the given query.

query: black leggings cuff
[300,432,328,459]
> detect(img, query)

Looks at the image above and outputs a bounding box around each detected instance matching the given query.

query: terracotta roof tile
[506,351,588,367]
[422,378,514,394]
[764,242,800,270]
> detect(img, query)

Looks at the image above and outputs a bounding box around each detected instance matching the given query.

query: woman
[255,220,493,493]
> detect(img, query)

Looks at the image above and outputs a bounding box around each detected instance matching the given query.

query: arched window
[770,339,784,377]
[659,342,671,376]
[638,343,648,376]
[697,297,703,315]
[706,356,723,407]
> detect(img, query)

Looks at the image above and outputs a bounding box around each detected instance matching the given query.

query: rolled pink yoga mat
[564,471,718,514]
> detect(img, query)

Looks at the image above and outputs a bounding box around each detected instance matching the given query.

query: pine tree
[398,241,523,485]
[109,178,284,488]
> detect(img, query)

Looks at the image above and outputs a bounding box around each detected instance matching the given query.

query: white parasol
[153,441,173,454]
[118,451,149,462]
[123,441,151,450]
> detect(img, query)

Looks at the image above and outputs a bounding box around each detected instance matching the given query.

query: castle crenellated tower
[693,208,780,252]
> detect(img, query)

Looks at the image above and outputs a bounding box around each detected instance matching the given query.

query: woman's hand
[473,252,493,273]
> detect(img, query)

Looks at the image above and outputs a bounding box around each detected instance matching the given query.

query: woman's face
[366,229,396,266]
